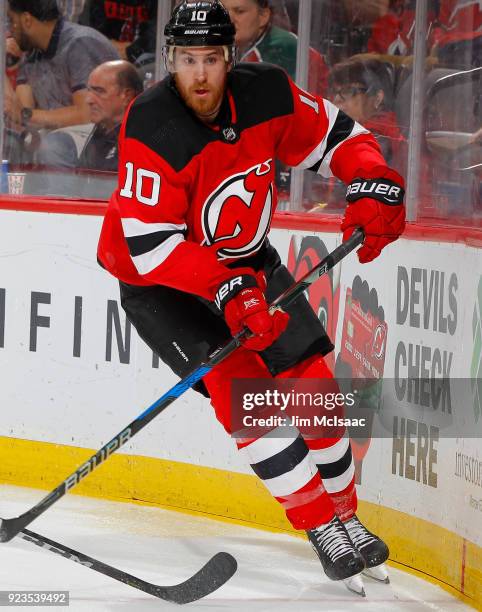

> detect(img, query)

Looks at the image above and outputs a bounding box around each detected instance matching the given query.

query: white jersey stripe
[122,218,187,238]
[320,124,368,178]
[298,99,368,179]
[298,99,340,171]
[131,233,185,275]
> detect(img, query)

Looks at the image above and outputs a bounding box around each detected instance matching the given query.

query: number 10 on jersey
[120,161,161,206]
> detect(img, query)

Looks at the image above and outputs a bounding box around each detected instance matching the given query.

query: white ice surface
[0,485,471,611]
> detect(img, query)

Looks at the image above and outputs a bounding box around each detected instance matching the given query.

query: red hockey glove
[215,271,290,351]
[341,168,406,263]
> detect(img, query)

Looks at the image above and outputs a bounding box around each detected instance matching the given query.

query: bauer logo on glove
[215,271,289,351]
[214,276,247,309]
[346,178,404,206]
[341,168,406,264]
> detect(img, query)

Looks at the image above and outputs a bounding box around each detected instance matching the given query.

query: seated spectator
[329,57,405,168]
[89,0,157,65]
[222,0,329,95]
[366,0,405,55]
[80,59,143,172]
[307,57,406,213]
[367,0,439,56]
[6,0,119,131]
[5,34,23,89]
[25,60,143,198]
[4,0,119,191]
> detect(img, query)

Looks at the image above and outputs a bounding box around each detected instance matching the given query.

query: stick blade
[152,552,237,604]
[0,517,25,543]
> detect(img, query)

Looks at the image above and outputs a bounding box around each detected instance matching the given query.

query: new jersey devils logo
[201,159,273,259]
[372,324,387,359]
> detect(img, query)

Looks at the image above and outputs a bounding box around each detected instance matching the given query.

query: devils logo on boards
[287,236,341,372]
[201,160,273,260]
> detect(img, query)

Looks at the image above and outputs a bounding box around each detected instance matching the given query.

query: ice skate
[306,516,366,596]
[344,514,390,584]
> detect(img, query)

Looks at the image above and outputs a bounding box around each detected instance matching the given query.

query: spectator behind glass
[80,59,143,172]
[367,0,481,67]
[432,0,482,69]
[89,1,157,64]
[6,0,119,131]
[21,60,143,198]
[5,32,23,89]
[367,0,438,56]
[329,58,405,169]
[308,57,407,213]
[222,0,329,95]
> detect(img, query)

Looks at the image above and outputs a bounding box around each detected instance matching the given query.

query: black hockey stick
[0,229,364,543]
[19,528,237,604]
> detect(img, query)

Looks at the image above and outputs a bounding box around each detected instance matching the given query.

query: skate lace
[345,518,377,549]
[314,521,354,563]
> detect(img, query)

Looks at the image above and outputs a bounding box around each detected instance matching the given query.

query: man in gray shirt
[5,0,119,194]
[6,0,119,131]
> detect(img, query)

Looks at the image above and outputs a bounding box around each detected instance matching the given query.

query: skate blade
[363,564,390,584]
[343,573,366,597]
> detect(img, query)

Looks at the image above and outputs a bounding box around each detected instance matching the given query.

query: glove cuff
[214,274,258,311]
[346,177,405,206]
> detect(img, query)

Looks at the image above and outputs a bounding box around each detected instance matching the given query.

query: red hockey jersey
[435,0,482,46]
[97,63,388,302]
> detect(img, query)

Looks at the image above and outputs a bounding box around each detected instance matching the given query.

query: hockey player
[97,0,405,595]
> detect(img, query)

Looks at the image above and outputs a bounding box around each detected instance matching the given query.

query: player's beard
[175,74,227,124]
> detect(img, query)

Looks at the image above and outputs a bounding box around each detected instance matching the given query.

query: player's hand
[215,271,290,351]
[6,37,22,60]
[341,168,405,263]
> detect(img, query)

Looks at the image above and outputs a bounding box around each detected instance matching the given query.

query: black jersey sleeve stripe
[249,435,309,480]
[126,229,187,258]
[308,111,355,173]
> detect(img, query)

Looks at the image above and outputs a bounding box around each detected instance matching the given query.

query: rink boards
[0,204,480,608]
